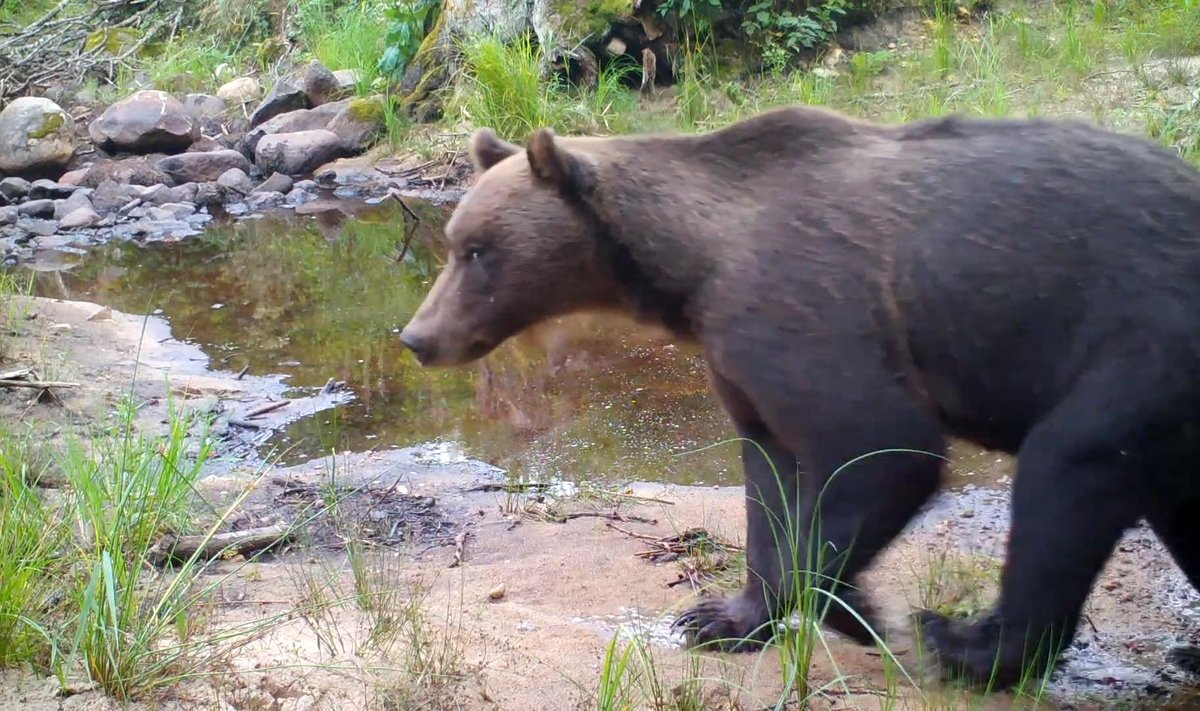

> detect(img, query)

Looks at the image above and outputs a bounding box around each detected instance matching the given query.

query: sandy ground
[2,296,1200,711]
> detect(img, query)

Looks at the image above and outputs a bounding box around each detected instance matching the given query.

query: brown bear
[398,104,1200,689]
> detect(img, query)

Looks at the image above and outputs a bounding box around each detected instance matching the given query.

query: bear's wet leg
[917,382,1149,689]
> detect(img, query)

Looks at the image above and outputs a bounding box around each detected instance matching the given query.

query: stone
[183,93,227,121]
[59,206,101,229]
[28,179,77,200]
[247,191,285,209]
[326,97,386,152]
[303,60,344,106]
[17,218,58,237]
[156,202,197,220]
[195,182,223,207]
[332,69,361,92]
[244,100,347,153]
[88,90,200,153]
[77,157,173,188]
[0,177,32,202]
[0,97,77,175]
[17,199,55,218]
[217,168,255,196]
[254,172,293,194]
[57,168,89,186]
[293,179,319,192]
[54,190,94,219]
[90,180,141,214]
[0,206,18,226]
[156,149,253,184]
[216,77,263,106]
[255,130,348,177]
[248,79,310,128]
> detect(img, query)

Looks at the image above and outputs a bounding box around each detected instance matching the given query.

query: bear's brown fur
[400,104,1200,688]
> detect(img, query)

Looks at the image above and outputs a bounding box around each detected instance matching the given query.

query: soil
[3,296,1200,711]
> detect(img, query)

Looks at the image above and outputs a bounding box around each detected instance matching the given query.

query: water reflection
[29,201,742,486]
[23,199,1012,489]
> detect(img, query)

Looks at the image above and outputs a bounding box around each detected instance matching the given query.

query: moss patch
[28,112,65,140]
[552,0,631,43]
[347,96,387,125]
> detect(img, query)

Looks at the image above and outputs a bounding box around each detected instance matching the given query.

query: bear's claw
[672,595,772,652]
[913,608,1062,691]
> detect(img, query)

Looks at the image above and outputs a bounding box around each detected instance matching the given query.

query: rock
[28,179,77,200]
[59,206,101,229]
[143,182,199,205]
[0,97,77,175]
[217,168,255,196]
[285,188,317,206]
[0,206,18,226]
[488,584,506,600]
[77,157,173,188]
[293,179,319,192]
[248,79,311,128]
[185,137,227,154]
[303,60,343,106]
[255,130,348,177]
[0,177,32,202]
[90,180,141,214]
[255,172,293,194]
[326,97,387,152]
[195,182,223,207]
[17,218,58,237]
[156,149,254,184]
[156,202,197,220]
[245,101,346,154]
[88,90,200,153]
[54,190,94,219]
[332,69,361,92]
[18,200,55,218]
[145,203,197,222]
[247,191,285,209]
[216,77,263,106]
[57,168,89,186]
[183,93,227,121]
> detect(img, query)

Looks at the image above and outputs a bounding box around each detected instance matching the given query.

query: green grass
[453,32,640,143]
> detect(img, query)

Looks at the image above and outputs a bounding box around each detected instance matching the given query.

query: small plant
[742,0,848,66]
[378,0,440,81]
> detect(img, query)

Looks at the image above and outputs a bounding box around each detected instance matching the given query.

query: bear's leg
[916,379,1149,689]
[1146,499,1200,676]
[672,427,801,650]
[676,365,944,651]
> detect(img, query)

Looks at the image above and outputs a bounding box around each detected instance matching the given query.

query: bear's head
[399,127,616,367]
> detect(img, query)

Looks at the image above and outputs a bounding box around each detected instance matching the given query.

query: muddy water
[21,196,1014,489]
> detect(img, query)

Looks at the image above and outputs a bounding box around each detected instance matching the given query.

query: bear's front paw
[913,608,1058,691]
[672,595,772,653]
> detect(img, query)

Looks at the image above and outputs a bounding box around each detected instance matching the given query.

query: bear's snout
[398,327,437,366]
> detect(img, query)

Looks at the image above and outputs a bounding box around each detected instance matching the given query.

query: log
[147,523,294,566]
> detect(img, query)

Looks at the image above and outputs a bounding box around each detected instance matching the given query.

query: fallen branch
[557,510,657,525]
[0,378,80,389]
[448,530,468,568]
[227,399,290,428]
[147,523,294,566]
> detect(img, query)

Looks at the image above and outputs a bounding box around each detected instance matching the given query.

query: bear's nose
[398,327,436,365]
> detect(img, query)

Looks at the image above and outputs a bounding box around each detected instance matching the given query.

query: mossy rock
[549,0,631,43]
[28,111,66,140]
[84,27,143,56]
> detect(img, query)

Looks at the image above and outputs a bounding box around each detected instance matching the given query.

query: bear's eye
[464,246,487,262]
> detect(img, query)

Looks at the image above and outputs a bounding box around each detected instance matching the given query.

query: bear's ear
[470,128,521,172]
[526,128,594,197]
